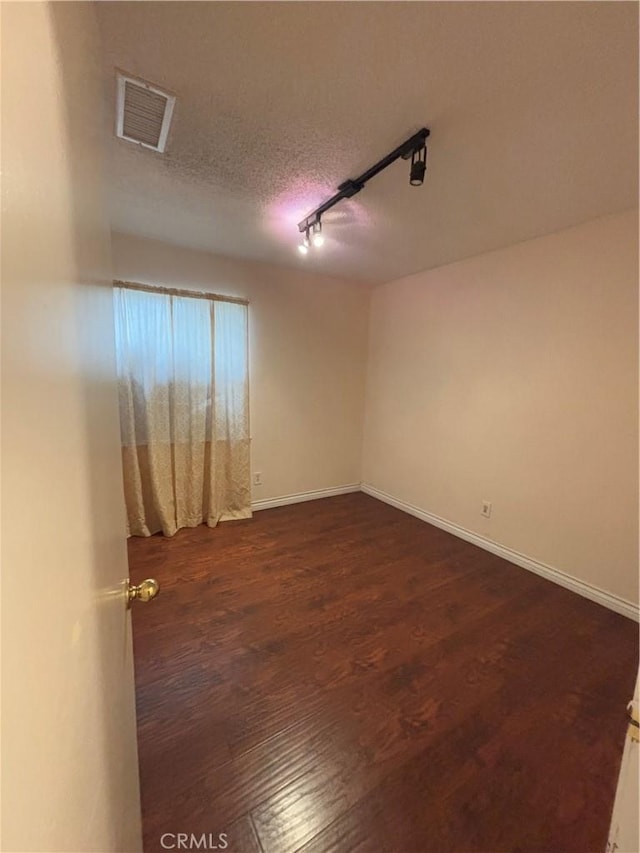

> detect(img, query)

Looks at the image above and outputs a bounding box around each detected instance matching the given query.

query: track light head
[298,227,311,255]
[410,145,427,187]
[312,221,324,248]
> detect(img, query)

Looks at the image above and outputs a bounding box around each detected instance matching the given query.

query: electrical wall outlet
[253,472,262,486]
[481,500,492,518]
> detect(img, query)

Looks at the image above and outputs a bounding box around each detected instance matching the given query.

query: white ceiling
[97,2,638,283]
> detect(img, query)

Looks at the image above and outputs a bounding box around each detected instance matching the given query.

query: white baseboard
[361,483,639,622]
[252,483,361,512]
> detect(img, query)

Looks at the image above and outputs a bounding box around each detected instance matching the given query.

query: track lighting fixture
[298,228,311,254]
[410,145,427,187]
[296,127,430,253]
[311,221,324,248]
[297,218,324,257]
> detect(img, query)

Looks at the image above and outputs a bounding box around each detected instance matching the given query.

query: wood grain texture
[128,493,638,853]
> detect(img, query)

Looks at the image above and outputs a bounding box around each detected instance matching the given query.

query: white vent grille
[116,73,175,153]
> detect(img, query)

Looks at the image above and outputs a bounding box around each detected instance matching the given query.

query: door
[607,675,640,853]
[1,3,142,850]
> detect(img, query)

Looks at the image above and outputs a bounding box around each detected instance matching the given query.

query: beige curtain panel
[114,283,251,537]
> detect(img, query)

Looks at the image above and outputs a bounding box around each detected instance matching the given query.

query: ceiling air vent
[116,73,175,153]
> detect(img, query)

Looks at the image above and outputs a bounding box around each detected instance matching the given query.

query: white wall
[111,232,371,503]
[1,3,142,850]
[363,210,639,608]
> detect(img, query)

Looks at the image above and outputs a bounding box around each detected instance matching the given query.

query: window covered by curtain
[114,284,251,536]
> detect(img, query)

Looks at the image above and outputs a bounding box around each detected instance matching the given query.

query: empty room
[2,2,639,852]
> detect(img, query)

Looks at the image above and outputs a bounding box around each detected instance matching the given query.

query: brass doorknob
[126,578,159,608]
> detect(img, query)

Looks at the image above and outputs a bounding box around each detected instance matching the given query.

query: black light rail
[297,127,430,237]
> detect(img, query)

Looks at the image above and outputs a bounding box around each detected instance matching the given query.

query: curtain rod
[113,280,249,307]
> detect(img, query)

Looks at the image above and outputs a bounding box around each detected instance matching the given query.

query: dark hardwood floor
[128,493,638,853]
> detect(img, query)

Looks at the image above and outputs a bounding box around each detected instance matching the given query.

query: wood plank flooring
[127,493,638,853]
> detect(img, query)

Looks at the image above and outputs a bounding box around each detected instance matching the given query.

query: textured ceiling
[97,2,638,283]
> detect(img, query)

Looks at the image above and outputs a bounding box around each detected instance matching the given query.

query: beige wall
[363,210,639,606]
[111,232,371,502]
[1,3,142,850]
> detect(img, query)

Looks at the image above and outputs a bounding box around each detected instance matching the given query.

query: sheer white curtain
[114,284,251,537]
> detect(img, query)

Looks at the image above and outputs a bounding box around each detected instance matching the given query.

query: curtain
[114,285,251,537]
